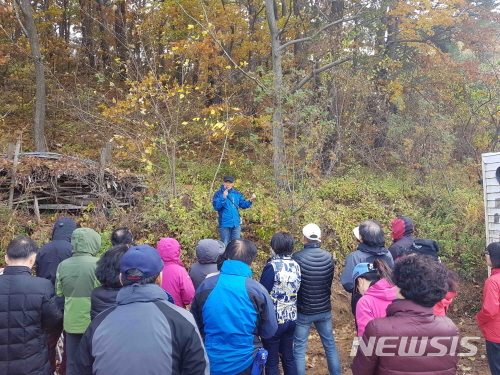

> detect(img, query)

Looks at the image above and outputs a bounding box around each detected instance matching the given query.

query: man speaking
[212,175,256,245]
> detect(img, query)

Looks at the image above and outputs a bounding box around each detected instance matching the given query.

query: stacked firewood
[0,152,146,211]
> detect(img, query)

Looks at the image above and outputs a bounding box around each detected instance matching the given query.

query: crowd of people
[0,212,499,375]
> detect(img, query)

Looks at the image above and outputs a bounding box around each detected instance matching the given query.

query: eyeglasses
[484,251,490,256]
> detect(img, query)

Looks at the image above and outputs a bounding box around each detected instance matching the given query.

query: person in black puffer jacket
[90,244,129,320]
[292,223,341,375]
[0,235,62,375]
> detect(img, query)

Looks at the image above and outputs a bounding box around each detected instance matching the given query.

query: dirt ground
[302,279,491,375]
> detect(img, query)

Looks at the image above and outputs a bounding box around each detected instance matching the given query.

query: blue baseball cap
[352,262,375,282]
[120,245,163,280]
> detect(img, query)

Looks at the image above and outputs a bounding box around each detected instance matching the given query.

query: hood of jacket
[52,218,77,242]
[364,278,397,301]
[196,239,225,264]
[71,228,101,256]
[221,259,252,278]
[357,242,389,256]
[157,237,184,266]
[117,283,168,305]
[386,299,433,318]
[390,217,414,240]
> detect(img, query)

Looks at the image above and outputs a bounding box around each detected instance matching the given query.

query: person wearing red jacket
[477,242,500,375]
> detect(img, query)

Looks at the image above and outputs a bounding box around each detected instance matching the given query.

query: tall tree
[15,0,47,151]
[265,0,356,188]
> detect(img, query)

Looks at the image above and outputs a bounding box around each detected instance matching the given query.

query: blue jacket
[191,260,278,375]
[213,185,252,228]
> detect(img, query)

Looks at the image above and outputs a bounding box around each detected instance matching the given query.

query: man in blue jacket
[191,239,278,375]
[213,175,256,246]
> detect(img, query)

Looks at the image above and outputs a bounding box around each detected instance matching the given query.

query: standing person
[73,245,209,375]
[387,216,415,260]
[477,242,500,375]
[0,236,62,375]
[90,244,129,320]
[292,224,341,375]
[340,220,394,316]
[212,175,256,246]
[352,255,459,375]
[110,226,134,246]
[56,228,101,372]
[435,269,459,316]
[191,239,278,375]
[403,239,459,316]
[351,260,395,337]
[189,239,225,290]
[260,232,301,375]
[157,237,195,308]
[35,217,76,375]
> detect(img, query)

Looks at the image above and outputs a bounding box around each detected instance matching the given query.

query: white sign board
[482,152,500,245]
[482,152,500,275]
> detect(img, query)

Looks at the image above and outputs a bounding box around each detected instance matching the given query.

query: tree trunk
[265,0,287,189]
[79,0,95,68]
[114,0,127,80]
[96,0,110,74]
[17,0,47,151]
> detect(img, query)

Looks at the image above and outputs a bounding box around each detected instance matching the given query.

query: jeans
[486,340,500,375]
[219,226,241,246]
[66,333,83,375]
[263,321,297,375]
[293,312,341,375]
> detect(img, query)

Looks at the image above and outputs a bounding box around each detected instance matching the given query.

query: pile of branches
[0,153,146,210]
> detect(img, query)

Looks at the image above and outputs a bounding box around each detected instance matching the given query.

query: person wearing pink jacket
[156,238,195,308]
[352,259,396,337]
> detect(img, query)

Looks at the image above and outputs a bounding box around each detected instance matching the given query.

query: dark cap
[223,175,235,183]
[120,245,163,280]
[406,239,440,260]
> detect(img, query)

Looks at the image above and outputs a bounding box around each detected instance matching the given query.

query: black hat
[407,239,440,260]
[223,175,235,183]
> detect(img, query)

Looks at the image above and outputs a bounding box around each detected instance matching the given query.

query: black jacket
[0,266,62,375]
[36,218,77,310]
[292,243,334,315]
[340,243,394,293]
[90,286,120,320]
[388,236,414,260]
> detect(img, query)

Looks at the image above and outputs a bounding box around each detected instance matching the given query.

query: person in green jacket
[56,228,101,372]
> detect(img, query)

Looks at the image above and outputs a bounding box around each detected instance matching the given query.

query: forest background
[0,0,499,303]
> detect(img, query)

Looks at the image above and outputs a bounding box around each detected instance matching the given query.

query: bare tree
[15,0,47,151]
[264,0,358,187]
